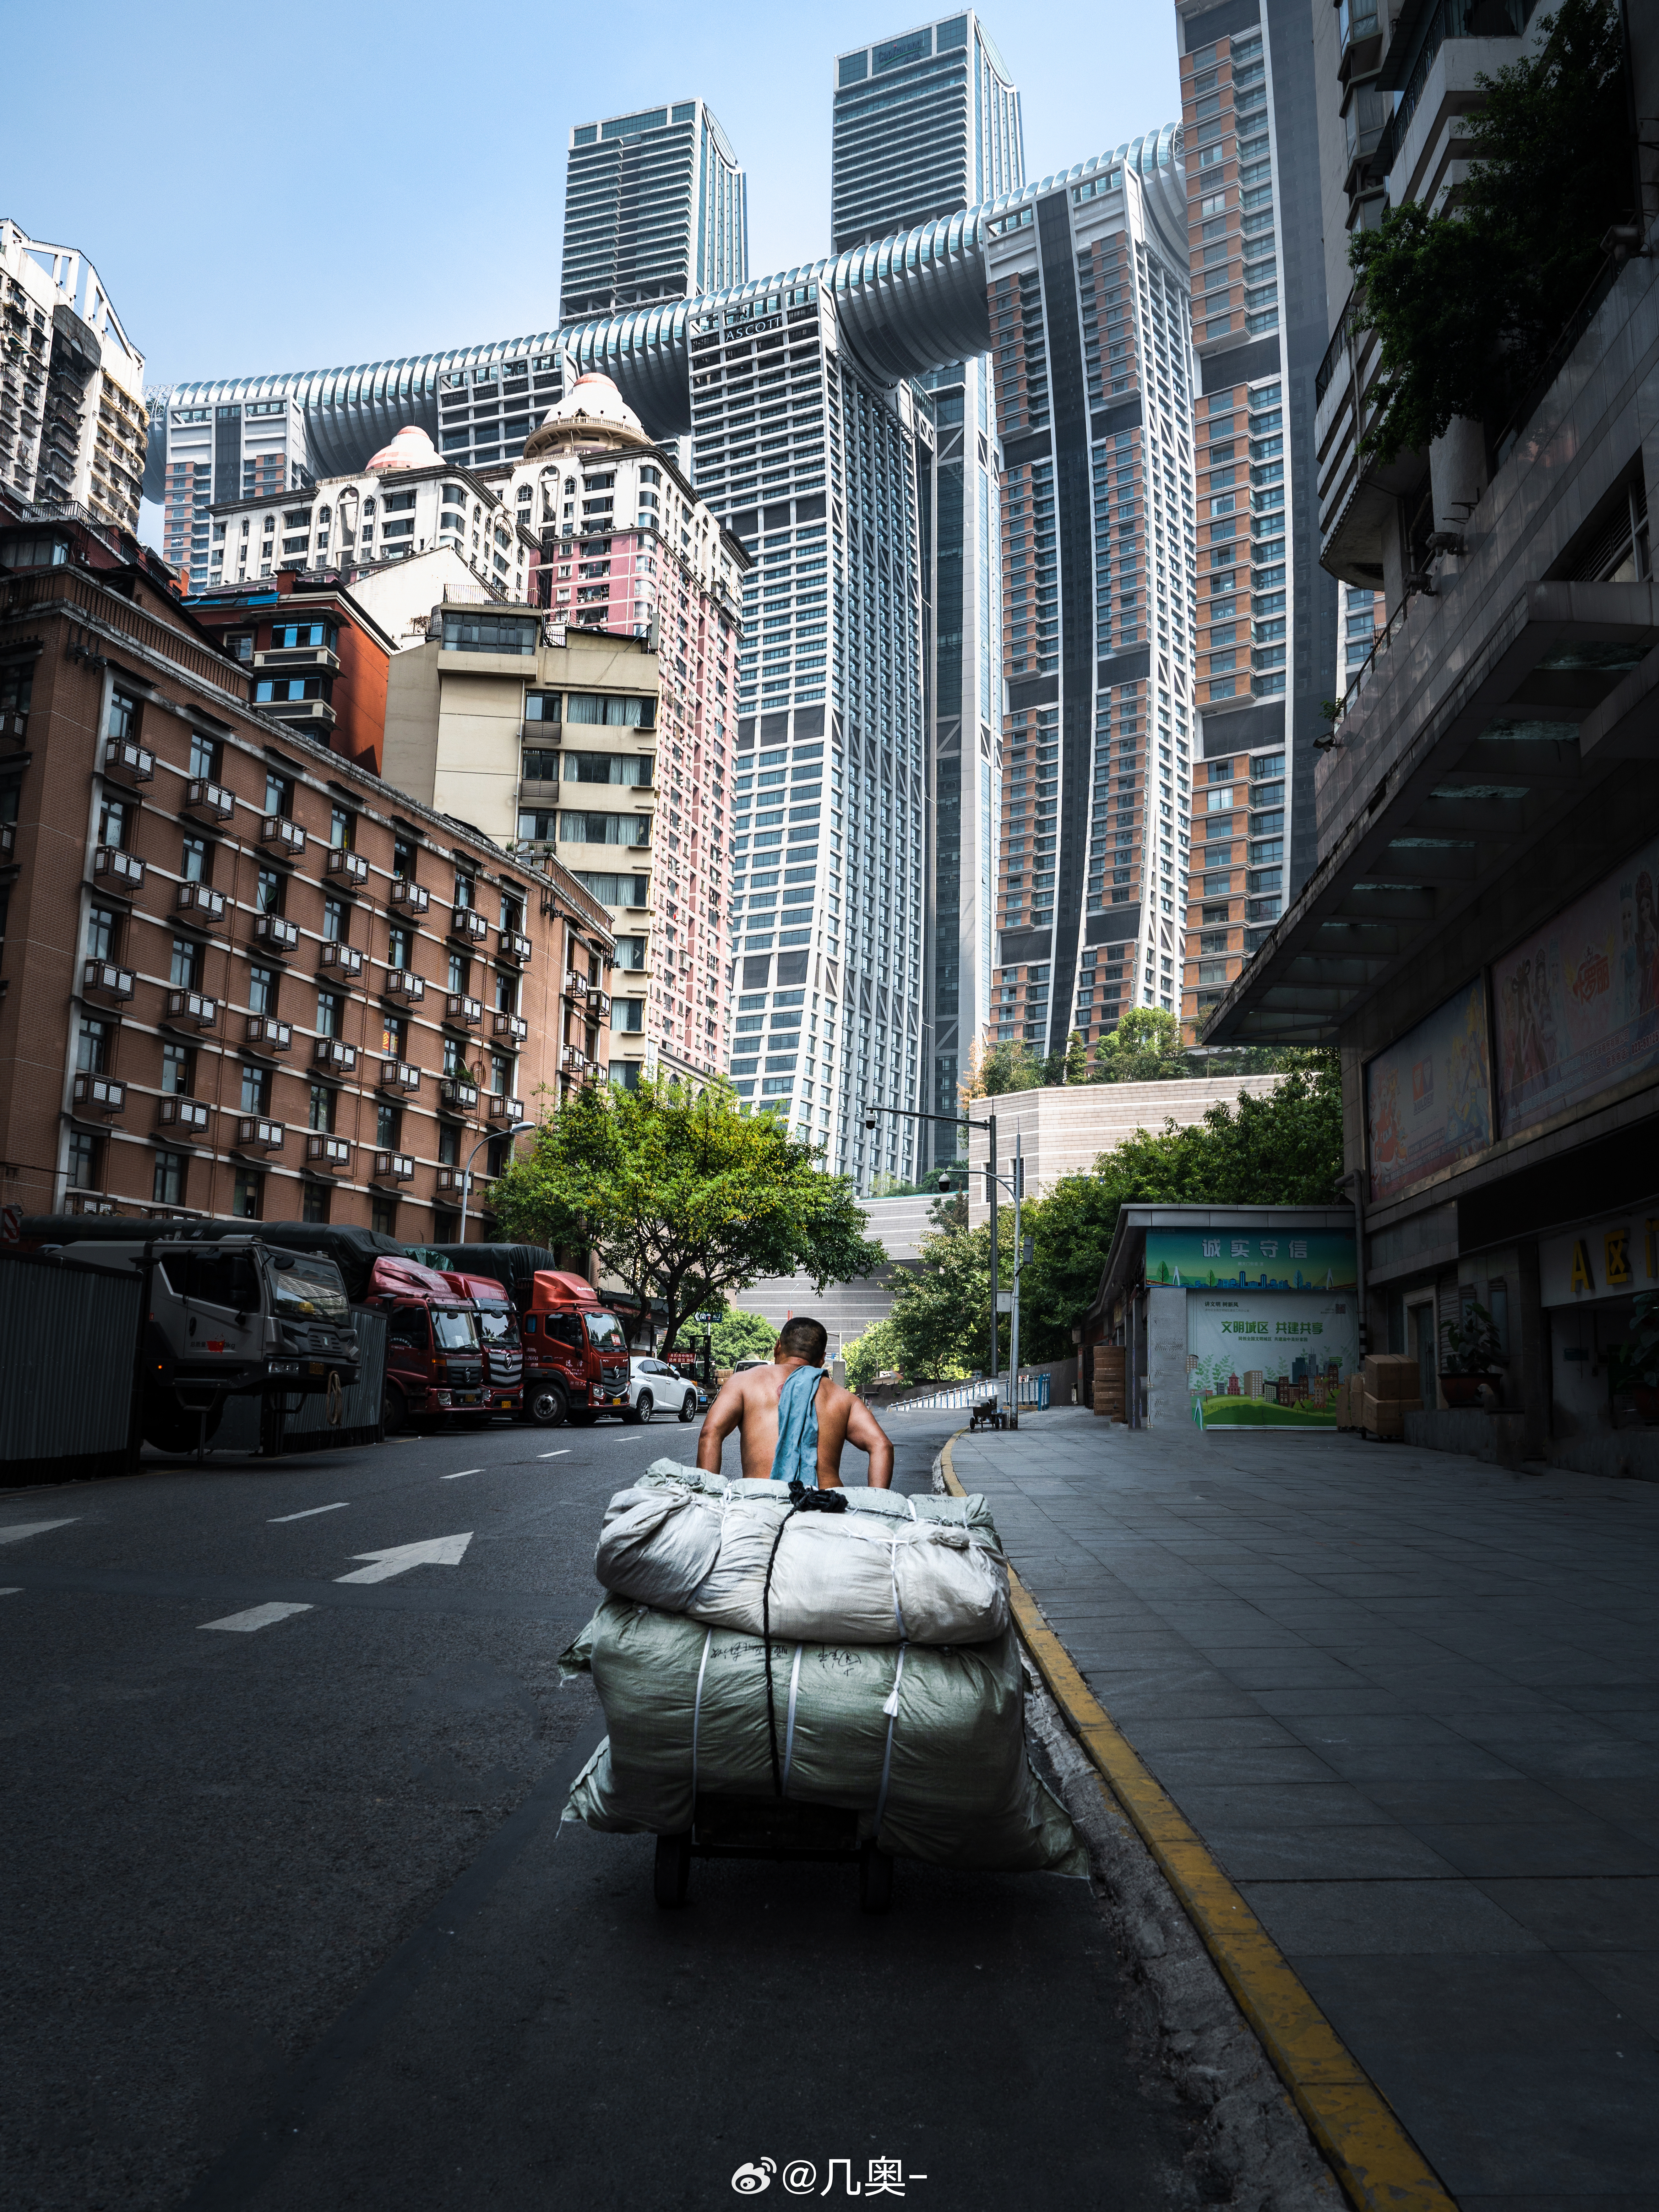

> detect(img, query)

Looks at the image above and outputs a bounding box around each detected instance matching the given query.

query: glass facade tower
[561,100,748,326]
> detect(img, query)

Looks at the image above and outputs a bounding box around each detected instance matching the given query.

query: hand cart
[653,1792,894,1914]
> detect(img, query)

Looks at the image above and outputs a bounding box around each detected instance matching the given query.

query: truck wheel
[858,1843,894,1916]
[653,1831,691,1908]
[381,1386,407,1436]
[527,1383,568,1429]
[626,1391,652,1426]
[679,1392,697,1423]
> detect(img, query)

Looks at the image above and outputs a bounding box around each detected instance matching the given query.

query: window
[524,748,559,783]
[240,1064,271,1114]
[224,633,254,663]
[308,1083,336,1133]
[376,1102,401,1149]
[614,998,644,1033]
[613,935,647,970]
[559,811,649,846]
[189,732,220,780]
[322,897,345,943]
[393,833,416,879]
[563,752,652,785]
[254,677,322,703]
[565,693,649,727]
[455,872,475,911]
[330,804,355,849]
[97,793,130,849]
[371,1195,399,1237]
[441,611,537,655]
[152,1149,186,1206]
[181,834,208,883]
[316,989,343,1037]
[381,1011,407,1057]
[248,963,275,1014]
[388,924,412,968]
[106,689,140,742]
[257,867,284,915]
[301,1183,331,1224]
[170,938,201,989]
[271,621,337,650]
[85,905,119,961]
[162,1042,195,1096]
[77,1016,108,1074]
[447,951,468,993]
[231,1168,263,1220]
[524,690,561,724]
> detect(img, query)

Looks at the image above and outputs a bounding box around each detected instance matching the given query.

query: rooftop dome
[522,370,654,460]
[364,424,440,473]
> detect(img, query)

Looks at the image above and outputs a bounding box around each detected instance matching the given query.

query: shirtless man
[696,1315,894,1489]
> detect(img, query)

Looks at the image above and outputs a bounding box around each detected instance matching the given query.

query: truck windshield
[434,1308,480,1351]
[476,1309,516,1347]
[268,1257,350,1322]
[584,1312,627,1353]
[161,1251,262,1313]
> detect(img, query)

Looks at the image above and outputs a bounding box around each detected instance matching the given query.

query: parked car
[625,1356,700,1425]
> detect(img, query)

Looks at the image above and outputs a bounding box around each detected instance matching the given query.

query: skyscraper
[560,101,747,326]
[985,131,1200,1060]
[832,13,1024,1156]
[1173,0,1336,1036]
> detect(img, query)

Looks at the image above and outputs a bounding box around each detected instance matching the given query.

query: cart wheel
[858,1842,893,1916]
[654,1830,691,1909]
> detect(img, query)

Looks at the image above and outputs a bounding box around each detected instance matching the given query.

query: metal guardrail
[0,1249,145,1484]
[887,1372,1054,1415]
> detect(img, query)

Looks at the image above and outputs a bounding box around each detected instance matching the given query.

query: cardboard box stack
[1360,1353,1423,1440]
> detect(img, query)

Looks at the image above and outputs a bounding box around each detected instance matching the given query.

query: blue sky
[9,1,1179,395]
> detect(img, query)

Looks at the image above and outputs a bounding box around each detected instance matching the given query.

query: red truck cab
[520,1269,631,1428]
[366,1255,487,1431]
[440,1271,523,1418]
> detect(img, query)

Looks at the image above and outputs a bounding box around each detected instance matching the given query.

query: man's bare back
[696,1352,894,1488]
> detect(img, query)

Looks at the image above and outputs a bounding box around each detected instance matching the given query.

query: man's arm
[696,1373,746,1474]
[845,1396,894,1489]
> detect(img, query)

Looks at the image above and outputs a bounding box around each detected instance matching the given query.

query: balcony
[378,1058,421,1095]
[384,967,425,1004]
[520,719,561,743]
[445,993,483,1029]
[390,877,429,915]
[254,914,300,957]
[437,1076,479,1117]
[562,970,590,1003]
[83,958,135,1003]
[372,1150,416,1184]
[435,1165,468,1196]
[492,1010,528,1044]
[245,1014,293,1054]
[450,905,490,946]
[317,940,363,982]
[486,1093,524,1125]
[93,845,145,893]
[185,778,235,824]
[103,736,153,784]
[312,1036,357,1077]
[590,989,611,1021]
[305,1134,352,1173]
[175,881,226,927]
[235,1116,285,1154]
[254,645,339,674]
[72,1073,125,1116]
[156,1095,212,1139]
[325,847,370,891]
[560,1044,588,1075]
[259,813,307,860]
[164,989,219,1030]
[260,697,336,731]
[498,927,533,964]
[2,705,28,741]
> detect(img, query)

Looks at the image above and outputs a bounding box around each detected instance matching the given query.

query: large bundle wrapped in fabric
[561,1595,1084,1873]
[594,1460,1010,1646]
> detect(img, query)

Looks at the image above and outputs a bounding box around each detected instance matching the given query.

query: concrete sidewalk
[951,1410,1659,2212]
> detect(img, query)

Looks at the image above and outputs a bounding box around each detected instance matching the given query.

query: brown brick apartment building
[0,504,613,1242]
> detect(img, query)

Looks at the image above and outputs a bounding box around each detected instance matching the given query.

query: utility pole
[458,1120,530,1244]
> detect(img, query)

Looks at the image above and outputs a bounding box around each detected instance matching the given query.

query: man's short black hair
[777,1315,829,1365]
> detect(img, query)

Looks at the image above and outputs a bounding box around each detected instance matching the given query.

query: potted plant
[1611,1291,1659,1422]
[1440,1302,1505,1407]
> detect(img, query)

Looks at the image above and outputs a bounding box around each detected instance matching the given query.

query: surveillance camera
[936,1172,954,1192]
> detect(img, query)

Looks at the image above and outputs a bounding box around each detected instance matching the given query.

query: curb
[941,1431,1459,2212]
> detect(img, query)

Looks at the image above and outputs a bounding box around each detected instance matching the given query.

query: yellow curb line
[942,1432,1459,2212]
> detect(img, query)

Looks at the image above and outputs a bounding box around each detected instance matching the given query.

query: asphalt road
[1,1409,1194,2212]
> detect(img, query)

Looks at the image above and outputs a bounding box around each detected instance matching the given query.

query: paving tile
[1160,1781,1387,1830]
[1204,1825,1462,1882]
[1241,1877,1543,1957]
[1440,1710,1647,1746]
[1136,1745,1340,1791]
[1355,1781,1585,1826]
[1558,1950,1659,2040]
[1281,1712,1469,1749]
[1410,1823,1659,1880]
[1246,1685,1415,1717]
[1114,1713,1302,1751]
[1310,1741,1530,1784]
[1471,1876,1659,1952]
[1503,1740,1659,1782]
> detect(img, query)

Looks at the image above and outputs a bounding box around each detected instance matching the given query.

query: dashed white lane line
[0,1519,80,1546]
[200,1602,315,1633]
[441,1468,483,1481]
[0,1588,21,1597]
[538,1450,570,1459]
[268,1503,350,1523]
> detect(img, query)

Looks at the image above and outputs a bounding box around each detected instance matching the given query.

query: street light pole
[458,1120,531,1245]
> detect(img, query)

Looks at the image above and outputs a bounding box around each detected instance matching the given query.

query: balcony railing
[438,1077,479,1116]
[259,814,306,860]
[487,1093,523,1124]
[103,736,153,783]
[317,941,363,981]
[378,1059,422,1095]
[450,906,490,946]
[245,1014,293,1053]
[235,1116,285,1153]
[560,1044,588,1074]
[563,970,589,1002]
[499,927,533,964]
[325,846,370,890]
[72,1073,125,1116]
[157,1096,211,1137]
[372,1150,415,1183]
[164,989,219,1030]
[83,958,135,1002]
[493,1010,528,1044]
[384,967,425,1003]
[92,845,145,893]
[254,914,300,957]
[175,881,226,926]
[185,778,235,823]
[391,877,430,914]
[313,1036,357,1076]
[305,1134,352,1172]
[445,993,483,1028]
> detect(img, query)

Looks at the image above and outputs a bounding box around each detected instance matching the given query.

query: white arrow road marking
[0,1519,79,1547]
[268,1503,349,1523]
[0,1588,20,1597]
[538,1450,570,1460]
[334,1533,473,1585]
[201,1602,315,1633]
[441,1469,483,1481]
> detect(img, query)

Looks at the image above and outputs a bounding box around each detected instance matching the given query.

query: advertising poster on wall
[1493,834,1659,1137]
[1187,1292,1359,1430]
[1365,977,1492,1203]
[1145,1228,1355,1290]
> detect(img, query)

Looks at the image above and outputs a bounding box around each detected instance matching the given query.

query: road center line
[200,1602,315,1633]
[538,1450,570,1459]
[442,1469,483,1481]
[268,1503,350,1523]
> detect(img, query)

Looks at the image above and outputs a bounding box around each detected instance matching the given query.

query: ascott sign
[1187,1292,1358,1431]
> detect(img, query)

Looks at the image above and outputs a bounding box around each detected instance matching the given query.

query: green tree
[488,1075,887,1353]
[1089,1007,1189,1083]
[843,1317,904,1395]
[708,1307,778,1368]
[1349,0,1630,464]
[961,1037,1046,1101]
[886,1219,997,1381]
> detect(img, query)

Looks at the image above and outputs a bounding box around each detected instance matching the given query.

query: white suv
[625,1356,699,1424]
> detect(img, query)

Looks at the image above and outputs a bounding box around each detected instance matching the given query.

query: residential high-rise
[985,129,1200,1061]
[1,217,147,536]
[831,12,1024,1160]
[561,100,747,326]
[831,13,1022,253]
[1173,0,1336,1037]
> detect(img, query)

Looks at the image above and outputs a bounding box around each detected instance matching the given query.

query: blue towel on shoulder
[769,1364,826,1487]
